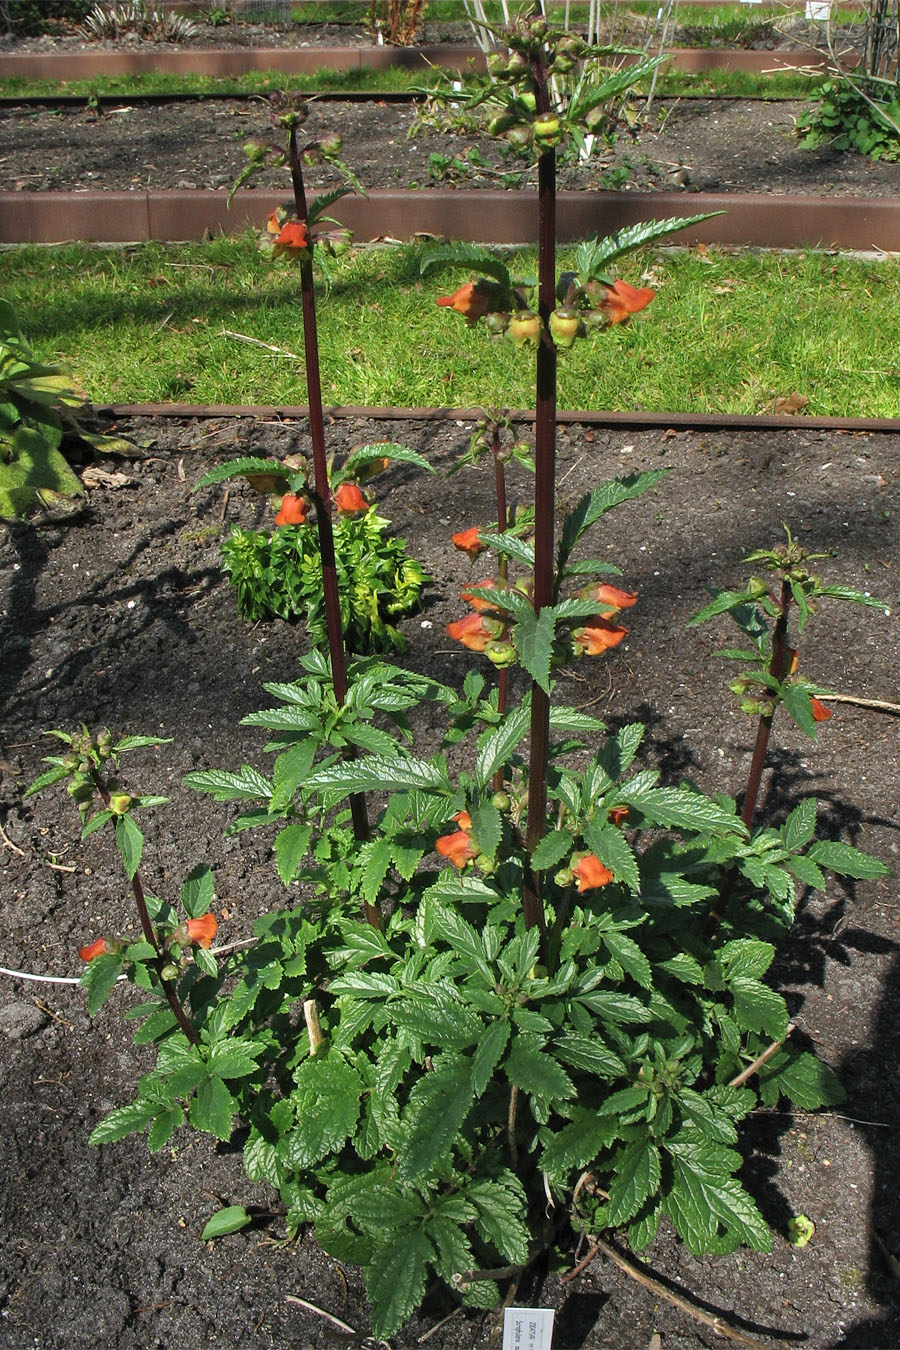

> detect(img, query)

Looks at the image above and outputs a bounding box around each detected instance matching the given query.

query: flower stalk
[89,766,199,1046]
[524,55,557,939]
[741,575,792,829]
[286,120,373,884]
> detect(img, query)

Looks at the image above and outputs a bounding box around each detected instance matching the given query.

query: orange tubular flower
[78,937,109,962]
[334,482,368,513]
[272,220,310,258]
[608,806,630,827]
[436,824,478,869]
[186,913,218,949]
[572,617,628,655]
[811,697,833,723]
[580,583,638,617]
[447,611,494,652]
[452,527,485,559]
[600,278,655,326]
[436,281,492,323]
[274,492,310,526]
[572,854,615,893]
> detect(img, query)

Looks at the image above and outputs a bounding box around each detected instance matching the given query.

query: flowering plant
[198,443,431,652]
[23,43,892,1350]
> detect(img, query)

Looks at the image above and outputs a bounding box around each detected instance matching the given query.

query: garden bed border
[3,187,899,252]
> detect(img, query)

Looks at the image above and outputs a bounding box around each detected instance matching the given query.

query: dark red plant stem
[90,768,198,1046]
[287,124,371,865]
[492,425,508,787]
[741,576,793,829]
[523,54,557,938]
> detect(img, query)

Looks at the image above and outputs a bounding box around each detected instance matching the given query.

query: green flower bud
[554,867,575,887]
[108,793,132,816]
[491,790,511,812]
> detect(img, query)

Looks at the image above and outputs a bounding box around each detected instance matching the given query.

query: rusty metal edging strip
[5,189,900,251]
[0,44,841,81]
[103,403,900,434]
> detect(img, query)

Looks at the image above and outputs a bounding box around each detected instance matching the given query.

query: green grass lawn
[3,237,897,417]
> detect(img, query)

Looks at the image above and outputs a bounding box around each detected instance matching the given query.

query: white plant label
[502,1307,555,1350]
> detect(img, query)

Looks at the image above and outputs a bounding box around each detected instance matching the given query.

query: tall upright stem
[523,75,557,935]
[287,125,373,896]
[741,577,792,829]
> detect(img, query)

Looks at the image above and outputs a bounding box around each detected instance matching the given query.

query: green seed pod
[533,112,563,146]
[549,307,582,349]
[491,790,511,812]
[484,310,510,336]
[554,867,575,887]
[108,793,132,816]
[159,963,179,982]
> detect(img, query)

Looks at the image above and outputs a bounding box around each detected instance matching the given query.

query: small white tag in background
[502,1307,555,1350]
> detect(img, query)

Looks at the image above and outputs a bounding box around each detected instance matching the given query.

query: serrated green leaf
[781,798,817,851]
[195,457,289,490]
[557,472,667,572]
[273,823,312,886]
[419,240,513,296]
[472,1019,510,1095]
[781,682,819,741]
[514,607,555,694]
[89,1097,159,1145]
[467,799,500,861]
[180,863,215,919]
[80,949,125,1014]
[625,783,744,836]
[719,939,775,981]
[506,1036,575,1103]
[541,1108,620,1176]
[730,977,788,1039]
[467,1174,529,1264]
[577,989,651,1024]
[287,1051,362,1168]
[397,1056,474,1181]
[785,854,827,890]
[200,1205,251,1240]
[366,1228,434,1341]
[269,738,317,812]
[601,929,652,989]
[475,702,531,788]
[531,827,575,872]
[476,530,535,569]
[207,1038,264,1080]
[607,1140,662,1225]
[757,1048,845,1110]
[667,1156,771,1253]
[599,1084,651,1117]
[807,840,890,880]
[553,1033,625,1078]
[339,440,434,483]
[189,1075,236,1141]
[114,813,143,881]
[583,820,640,893]
[306,755,450,795]
[390,990,482,1048]
[183,764,273,802]
[147,1104,183,1152]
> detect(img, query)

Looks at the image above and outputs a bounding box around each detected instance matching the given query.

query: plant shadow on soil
[1,414,899,1347]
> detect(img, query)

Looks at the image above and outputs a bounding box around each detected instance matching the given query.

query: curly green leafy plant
[198,443,431,652]
[0,297,136,517]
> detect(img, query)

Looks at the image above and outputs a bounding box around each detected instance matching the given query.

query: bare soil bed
[3,92,898,199]
[1,412,900,1348]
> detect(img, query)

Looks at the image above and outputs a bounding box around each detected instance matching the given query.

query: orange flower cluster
[435,274,655,348]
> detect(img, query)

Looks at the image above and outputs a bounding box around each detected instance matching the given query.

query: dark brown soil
[2,412,900,1348]
[3,92,899,199]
